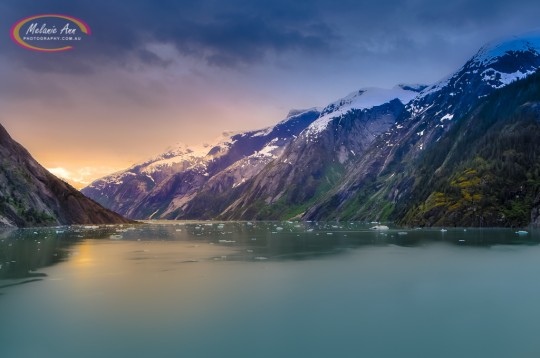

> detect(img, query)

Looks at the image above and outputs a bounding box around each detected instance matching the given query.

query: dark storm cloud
[0,0,339,71]
[2,0,540,73]
[167,15,337,67]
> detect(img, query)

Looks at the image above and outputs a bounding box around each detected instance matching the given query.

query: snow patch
[253,107,321,137]
[440,114,454,122]
[232,178,247,188]
[306,87,418,135]
[481,68,536,88]
[473,33,540,66]
[252,127,273,137]
[418,76,451,99]
[254,145,279,158]
[149,209,160,219]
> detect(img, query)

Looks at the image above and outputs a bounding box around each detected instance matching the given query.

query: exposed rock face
[0,124,133,227]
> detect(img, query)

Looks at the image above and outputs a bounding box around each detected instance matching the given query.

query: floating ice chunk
[370,225,389,230]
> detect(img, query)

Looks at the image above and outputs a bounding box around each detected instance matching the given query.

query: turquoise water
[1,222,540,357]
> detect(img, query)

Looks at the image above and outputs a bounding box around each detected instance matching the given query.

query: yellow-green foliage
[434,192,448,206]
[400,70,540,227]
[450,168,483,204]
[417,168,485,219]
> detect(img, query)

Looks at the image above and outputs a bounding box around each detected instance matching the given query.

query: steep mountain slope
[225,35,540,221]
[82,109,320,219]
[397,71,540,227]
[298,34,540,222]
[0,123,132,227]
[221,86,421,219]
[83,33,540,226]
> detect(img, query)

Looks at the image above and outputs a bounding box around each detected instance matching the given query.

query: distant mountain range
[83,33,540,227]
[82,109,321,219]
[0,123,132,227]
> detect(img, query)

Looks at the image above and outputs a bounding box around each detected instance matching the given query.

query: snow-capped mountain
[398,33,540,157]
[82,108,320,219]
[220,85,424,219]
[223,32,540,222]
[83,32,540,226]
[298,32,540,222]
[83,84,422,220]
[306,85,423,135]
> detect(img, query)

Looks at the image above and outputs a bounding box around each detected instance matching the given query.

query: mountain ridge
[221,32,540,222]
[83,32,540,226]
[0,123,133,227]
[82,108,321,219]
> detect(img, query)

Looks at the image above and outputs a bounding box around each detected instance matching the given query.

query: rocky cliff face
[0,124,132,227]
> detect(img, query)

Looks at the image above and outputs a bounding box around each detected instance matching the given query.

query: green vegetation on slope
[233,162,345,220]
[398,71,540,227]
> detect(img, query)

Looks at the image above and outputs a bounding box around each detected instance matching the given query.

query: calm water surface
[1,221,540,357]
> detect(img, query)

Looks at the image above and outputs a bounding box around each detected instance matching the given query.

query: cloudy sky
[1,0,540,188]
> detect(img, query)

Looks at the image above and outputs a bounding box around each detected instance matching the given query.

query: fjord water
[1,222,540,358]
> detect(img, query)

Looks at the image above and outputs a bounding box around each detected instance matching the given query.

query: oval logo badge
[10,14,91,52]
